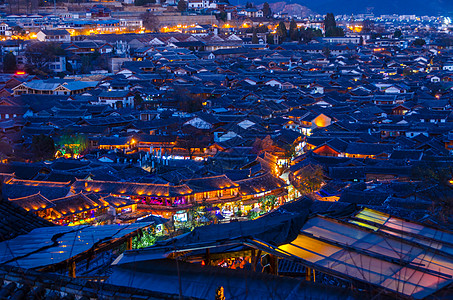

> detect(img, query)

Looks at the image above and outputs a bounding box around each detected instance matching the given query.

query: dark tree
[414,38,426,46]
[324,13,336,30]
[177,137,199,160]
[134,94,144,109]
[362,19,374,33]
[289,19,299,41]
[300,27,322,43]
[256,25,268,33]
[173,87,203,112]
[393,29,402,39]
[291,164,324,195]
[32,134,55,161]
[141,11,159,32]
[135,0,156,5]
[412,161,453,225]
[66,60,73,74]
[177,0,187,12]
[324,13,344,37]
[3,52,17,73]
[252,135,275,154]
[266,33,274,44]
[217,10,227,22]
[252,27,259,44]
[245,2,254,8]
[262,2,272,18]
[276,21,287,43]
[25,42,65,74]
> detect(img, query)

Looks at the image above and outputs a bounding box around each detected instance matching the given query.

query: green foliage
[258,195,278,212]
[57,134,88,156]
[248,210,260,220]
[3,52,17,73]
[177,0,187,12]
[132,229,157,249]
[187,201,215,229]
[371,32,382,39]
[32,134,56,161]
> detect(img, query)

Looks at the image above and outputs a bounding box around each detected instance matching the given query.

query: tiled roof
[9,192,55,212]
[0,198,54,242]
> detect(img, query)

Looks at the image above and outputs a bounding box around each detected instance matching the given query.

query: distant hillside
[266,2,313,17]
[254,0,453,16]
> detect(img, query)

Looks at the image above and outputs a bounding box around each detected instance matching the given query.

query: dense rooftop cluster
[0,2,451,298]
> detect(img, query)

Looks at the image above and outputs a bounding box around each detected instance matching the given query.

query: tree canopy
[299,27,323,43]
[177,0,187,12]
[252,27,259,44]
[414,38,426,46]
[292,164,324,195]
[289,19,299,41]
[141,11,159,32]
[393,29,402,39]
[262,2,272,18]
[32,134,56,161]
[324,13,344,37]
[3,52,17,73]
[25,42,65,74]
[134,0,156,5]
[276,21,287,43]
[324,13,336,29]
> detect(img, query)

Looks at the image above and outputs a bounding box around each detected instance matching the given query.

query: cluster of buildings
[0,1,450,298]
[0,25,453,226]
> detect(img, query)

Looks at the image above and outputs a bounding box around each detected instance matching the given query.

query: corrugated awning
[275,210,453,299]
[0,222,153,270]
